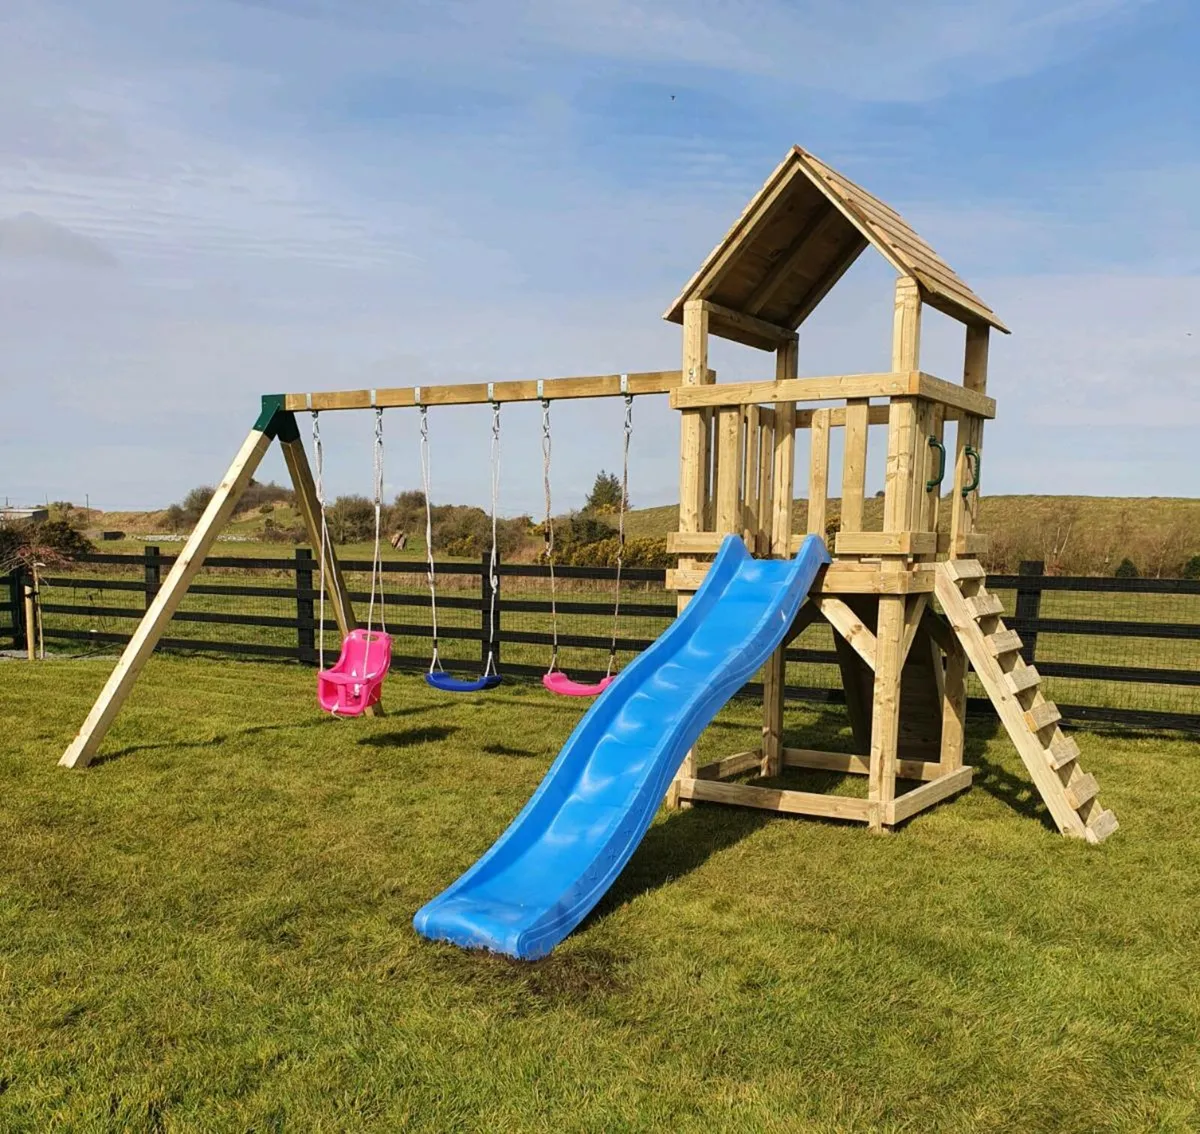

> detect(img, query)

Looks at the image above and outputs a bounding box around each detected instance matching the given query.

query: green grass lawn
[2,657,1199,1131]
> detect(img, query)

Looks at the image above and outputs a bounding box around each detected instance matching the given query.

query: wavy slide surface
[413,534,830,959]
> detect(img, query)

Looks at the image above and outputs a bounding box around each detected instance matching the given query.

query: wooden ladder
[935,560,1118,843]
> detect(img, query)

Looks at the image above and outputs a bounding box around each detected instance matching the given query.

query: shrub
[1114,557,1139,579]
[163,503,186,533]
[0,518,95,569]
[180,486,215,524]
[1183,555,1200,581]
[257,502,274,515]
[327,495,376,544]
[261,518,305,544]
[235,479,294,515]
[558,536,671,569]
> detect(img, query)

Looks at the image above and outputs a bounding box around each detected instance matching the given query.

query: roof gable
[664,146,1008,350]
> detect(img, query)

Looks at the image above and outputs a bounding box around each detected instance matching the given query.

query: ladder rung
[1064,772,1099,811]
[945,559,985,581]
[1047,734,1080,770]
[967,594,1004,620]
[1006,665,1041,695]
[1085,809,1119,844]
[1025,702,1062,732]
[987,629,1023,657]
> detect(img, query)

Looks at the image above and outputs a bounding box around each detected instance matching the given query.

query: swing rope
[419,405,442,675]
[541,398,558,675]
[310,410,330,673]
[607,394,633,677]
[484,400,501,678]
[365,406,387,644]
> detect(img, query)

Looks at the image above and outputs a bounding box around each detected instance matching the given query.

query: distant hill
[73,495,1198,577]
[625,495,1199,577]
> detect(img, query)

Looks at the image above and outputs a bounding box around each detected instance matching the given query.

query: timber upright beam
[867,278,922,832]
[59,399,288,769]
[668,300,711,808]
[761,335,798,777]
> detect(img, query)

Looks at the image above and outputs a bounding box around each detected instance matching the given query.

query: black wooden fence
[4,550,1197,734]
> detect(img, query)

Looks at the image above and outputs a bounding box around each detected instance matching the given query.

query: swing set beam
[282,369,704,412]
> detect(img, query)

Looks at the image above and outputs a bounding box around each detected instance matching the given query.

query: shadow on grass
[582,803,771,931]
[360,726,458,748]
[89,711,388,766]
[481,743,540,758]
[963,716,1059,833]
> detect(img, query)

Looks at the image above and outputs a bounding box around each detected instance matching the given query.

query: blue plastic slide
[413,534,830,960]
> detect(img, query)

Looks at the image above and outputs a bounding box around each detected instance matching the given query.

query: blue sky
[1,0,1197,517]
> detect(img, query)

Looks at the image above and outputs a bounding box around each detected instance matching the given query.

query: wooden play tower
[662,146,1117,842]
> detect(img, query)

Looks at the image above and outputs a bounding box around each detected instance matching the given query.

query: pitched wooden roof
[664,146,1008,350]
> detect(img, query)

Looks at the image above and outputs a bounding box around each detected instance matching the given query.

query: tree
[163,504,186,532]
[584,470,628,514]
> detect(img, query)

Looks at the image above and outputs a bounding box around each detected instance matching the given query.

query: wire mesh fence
[10,552,1198,732]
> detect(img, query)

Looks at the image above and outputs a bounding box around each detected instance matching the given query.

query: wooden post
[761,335,798,777]
[144,545,161,612]
[840,398,869,540]
[714,407,743,534]
[868,594,905,830]
[807,408,830,537]
[23,579,36,662]
[670,299,711,807]
[868,277,923,830]
[950,324,989,556]
[7,567,24,651]
[295,548,316,665]
[59,421,276,769]
[1015,560,1044,665]
[940,633,968,773]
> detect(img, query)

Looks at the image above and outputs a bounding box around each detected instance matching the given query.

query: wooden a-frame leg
[867,593,906,832]
[278,423,381,716]
[60,423,275,769]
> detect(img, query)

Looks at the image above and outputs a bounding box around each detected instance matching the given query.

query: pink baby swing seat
[317,628,393,716]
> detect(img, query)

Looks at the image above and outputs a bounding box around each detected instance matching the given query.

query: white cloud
[0,0,1194,515]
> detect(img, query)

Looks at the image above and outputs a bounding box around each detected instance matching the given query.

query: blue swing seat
[425,671,503,694]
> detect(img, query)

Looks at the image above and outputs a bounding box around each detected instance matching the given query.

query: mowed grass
[2,659,1200,1132]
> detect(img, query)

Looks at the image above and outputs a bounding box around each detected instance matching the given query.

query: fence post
[481,549,500,671]
[295,547,316,665]
[7,567,25,651]
[144,545,161,612]
[1015,560,1044,665]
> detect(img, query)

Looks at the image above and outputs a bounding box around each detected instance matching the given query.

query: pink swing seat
[318,629,393,716]
[542,671,615,698]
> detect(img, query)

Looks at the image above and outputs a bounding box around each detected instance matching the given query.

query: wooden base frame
[681,746,973,829]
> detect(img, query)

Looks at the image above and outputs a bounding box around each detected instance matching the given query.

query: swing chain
[366,406,387,640]
[541,398,558,673]
[608,394,633,676]
[484,399,502,677]
[419,405,441,672]
[310,410,329,673]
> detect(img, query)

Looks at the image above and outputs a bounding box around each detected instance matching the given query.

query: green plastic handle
[925,436,946,493]
[962,445,981,497]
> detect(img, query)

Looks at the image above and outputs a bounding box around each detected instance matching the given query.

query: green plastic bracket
[255,394,299,442]
[925,436,946,493]
[962,445,981,497]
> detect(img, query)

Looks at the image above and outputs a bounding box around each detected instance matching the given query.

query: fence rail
[7,551,1198,733]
